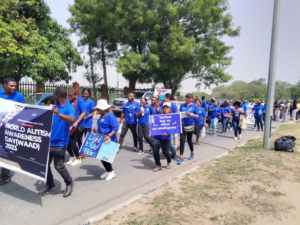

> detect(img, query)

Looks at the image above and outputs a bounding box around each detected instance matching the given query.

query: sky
[45,0,300,94]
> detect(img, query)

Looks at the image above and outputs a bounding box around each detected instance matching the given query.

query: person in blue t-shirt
[78,88,95,149]
[221,101,231,133]
[207,99,215,128]
[0,78,25,186]
[178,93,199,165]
[210,101,221,136]
[252,101,265,131]
[66,88,87,166]
[118,93,139,151]
[194,99,207,145]
[136,98,153,154]
[38,87,75,197]
[201,96,208,111]
[231,101,244,140]
[240,100,248,118]
[152,102,173,172]
[92,99,119,181]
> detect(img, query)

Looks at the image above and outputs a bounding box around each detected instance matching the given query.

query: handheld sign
[80,132,119,163]
[154,88,172,100]
[150,113,182,136]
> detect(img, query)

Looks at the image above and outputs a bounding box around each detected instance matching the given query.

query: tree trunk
[89,45,97,99]
[101,41,109,101]
[129,77,137,93]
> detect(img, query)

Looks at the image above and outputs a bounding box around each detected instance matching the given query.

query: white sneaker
[100,172,109,179]
[133,147,138,152]
[106,171,116,181]
[71,159,81,166]
[238,134,242,139]
[66,157,75,165]
[234,137,237,140]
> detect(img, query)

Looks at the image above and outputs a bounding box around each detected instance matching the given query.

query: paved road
[0,116,282,225]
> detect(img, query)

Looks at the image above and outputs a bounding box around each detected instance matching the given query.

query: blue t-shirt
[97,112,119,142]
[159,101,178,113]
[211,106,221,119]
[82,97,95,129]
[208,103,214,115]
[232,109,244,122]
[240,104,247,113]
[51,102,75,147]
[201,100,207,109]
[221,106,231,118]
[69,97,87,127]
[137,104,151,125]
[0,88,25,103]
[195,107,207,125]
[149,104,162,115]
[254,105,265,117]
[180,103,199,126]
[122,101,139,124]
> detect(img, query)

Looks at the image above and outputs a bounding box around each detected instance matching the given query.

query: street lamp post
[117,72,119,98]
[263,0,281,148]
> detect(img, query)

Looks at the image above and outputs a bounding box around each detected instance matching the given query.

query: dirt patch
[95,124,300,225]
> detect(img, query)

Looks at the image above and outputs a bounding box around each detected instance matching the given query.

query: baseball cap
[186,93,193,98]
[163,102,171,107]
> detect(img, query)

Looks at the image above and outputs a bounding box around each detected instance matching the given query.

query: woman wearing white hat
[92,99,119,181]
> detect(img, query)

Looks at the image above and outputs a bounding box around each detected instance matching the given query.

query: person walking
[194,99,207,145]
[210,101,221,136]
[220,101,231,133]
[0,78,25,186]
[274,101,282,122]
[172,96,180,151]
[38,87,75,197]
[152,102,173,172]
[201,96,208,111]
[78,88,95,149]
[118,93,139,151]
[136,98,153,154]
[240,100,248,118]
[282,102,289,123]
[252,101,265,131]
[291,100,298,120]
[231,101,244,140]
[178,93,199,165]
[207,98,215,129]
[66,89,87,166]
[252,101,257,129]
[92,100,119,181]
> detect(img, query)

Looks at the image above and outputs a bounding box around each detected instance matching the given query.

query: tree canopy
[0,0,82,84]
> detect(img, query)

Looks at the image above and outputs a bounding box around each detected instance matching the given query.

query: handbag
[184,125,195,133]
[222,108,229,118]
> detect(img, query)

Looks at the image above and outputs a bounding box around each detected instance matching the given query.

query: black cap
[186,93,193,98]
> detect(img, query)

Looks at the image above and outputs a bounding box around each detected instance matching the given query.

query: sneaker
[100,172,109,179]
[71,159,81,166]
[177,158,184,165]
[66,157,75,165]
[171,153,176,159]
[133,147,138,152]
[148,148,153,154]
[153,166,162,172]
[137,150,143,154]
[106,171,116,181]
[234,137,237,140]
[230,128,233,131]
[188,154,194,160]
[166,162,172,169]
[238,134,242,139]
[0,174,11,186]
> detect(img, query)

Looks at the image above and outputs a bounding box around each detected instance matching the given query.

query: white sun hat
[94,99,111,110]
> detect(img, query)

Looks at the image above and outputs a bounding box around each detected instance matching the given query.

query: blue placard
[96,141,119,163]
[149,113,182,136]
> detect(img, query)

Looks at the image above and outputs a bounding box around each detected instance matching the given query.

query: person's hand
[52,106,59,116]
[187,113,194,117]
[73,122,78,129]
[157,92,161,99]
[84,116,87,120]
[104,136,111,143]
[118,120,122,126]
[162,133,168,137]
[140,110,144,114]
[92,128,97,133]
[204,123,206,127]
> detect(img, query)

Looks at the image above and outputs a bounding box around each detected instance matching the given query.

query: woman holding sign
[136,98,153,154]
[93,100,119,181]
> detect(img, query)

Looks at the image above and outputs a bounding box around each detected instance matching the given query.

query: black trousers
[119,122,138,149]
[101,160,113,172]
[255,117,264,131]
[138,125,153,150]
[153,137,171,166]
[78,128,92,149]
[180,128,194,155]
[47,146,72,186]
[67,125,85,157]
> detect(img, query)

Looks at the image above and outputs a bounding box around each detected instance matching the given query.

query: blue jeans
[211,118,218,134]
[221,117,229,132]
[207,115,211,128]
[170,134,176,155]
[255,116,264,131]
[232,120,241,137]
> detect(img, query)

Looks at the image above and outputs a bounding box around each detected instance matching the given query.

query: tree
[115,0,239,93]
[290,81,300,100]
[0,0,82,85]
[274,81,291,101]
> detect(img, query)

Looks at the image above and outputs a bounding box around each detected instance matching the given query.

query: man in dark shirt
[0,78,25,186]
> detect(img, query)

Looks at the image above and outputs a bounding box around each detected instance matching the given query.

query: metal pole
[117,72,119,98]
[263,0,281,148]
